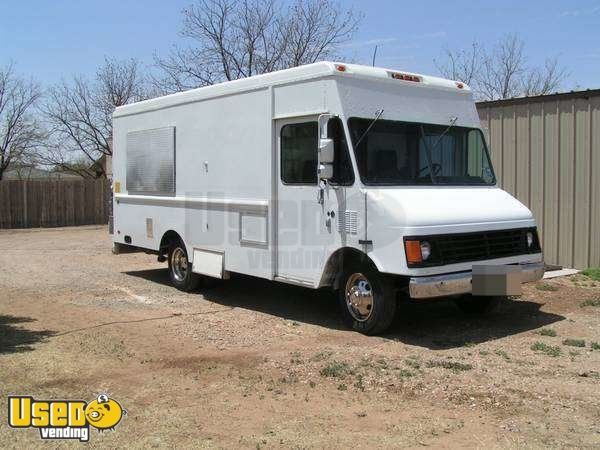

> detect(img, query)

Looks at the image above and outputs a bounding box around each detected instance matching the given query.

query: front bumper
[408,262,544,299]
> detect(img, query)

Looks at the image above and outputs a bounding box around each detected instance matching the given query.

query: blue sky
[1,0,599,90]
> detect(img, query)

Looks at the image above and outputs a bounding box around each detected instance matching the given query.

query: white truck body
[112,62,543,301]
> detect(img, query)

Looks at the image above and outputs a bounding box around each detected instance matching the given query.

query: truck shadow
[125,269,343,329]
[388,300,565,349]
[0,315,55,354]
[124,269,565,349]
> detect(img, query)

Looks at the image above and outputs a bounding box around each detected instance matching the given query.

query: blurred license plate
[472,265,522,296]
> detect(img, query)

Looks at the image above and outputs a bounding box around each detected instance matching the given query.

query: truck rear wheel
[168,240,200,292]
[454,295,503,315]
[338,265,396,335]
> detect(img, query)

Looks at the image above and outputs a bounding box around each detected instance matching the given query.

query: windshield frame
[347,117,497,187]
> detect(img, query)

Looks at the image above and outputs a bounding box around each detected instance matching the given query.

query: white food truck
[112,62,544,334]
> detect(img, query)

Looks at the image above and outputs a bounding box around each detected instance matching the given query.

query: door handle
[317,187,324,204]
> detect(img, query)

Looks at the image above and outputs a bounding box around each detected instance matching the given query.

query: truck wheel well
[158,230,182,261]
[318,247,378,290]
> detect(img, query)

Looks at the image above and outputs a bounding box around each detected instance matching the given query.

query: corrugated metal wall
[477,90,600,269]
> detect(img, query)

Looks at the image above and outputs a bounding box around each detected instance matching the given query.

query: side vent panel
[338,210,358,234]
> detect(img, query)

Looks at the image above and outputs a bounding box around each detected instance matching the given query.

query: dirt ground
[0,226,599,448]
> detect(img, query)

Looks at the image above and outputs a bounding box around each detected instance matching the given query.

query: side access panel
[192,248,227,279]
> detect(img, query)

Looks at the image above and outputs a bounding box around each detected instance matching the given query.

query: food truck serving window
[126,126,175,195]
[348,118,496,186]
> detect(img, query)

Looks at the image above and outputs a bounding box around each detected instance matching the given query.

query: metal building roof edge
[476,88,600,108]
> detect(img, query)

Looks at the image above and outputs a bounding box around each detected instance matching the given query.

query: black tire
[454,295,503,315]
[167,239,200,292]
[338,264,396,335]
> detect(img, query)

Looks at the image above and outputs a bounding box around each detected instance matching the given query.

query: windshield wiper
[419,116,458,184]
[428,116,458,152]
[354,109,384,148]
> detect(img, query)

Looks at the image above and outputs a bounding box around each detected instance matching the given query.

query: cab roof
[114,61,470,118]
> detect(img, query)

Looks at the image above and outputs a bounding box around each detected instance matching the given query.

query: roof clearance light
[335,64,347,72]
[390,72,421,82]
[456,82,464,89]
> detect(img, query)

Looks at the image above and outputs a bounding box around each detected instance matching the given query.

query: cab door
[275,116,355,284]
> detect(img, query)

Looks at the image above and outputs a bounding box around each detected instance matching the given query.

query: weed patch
[320,361,352,378]
[397,369,414,378]
[404,358,421,370]
[531,342,561,357]
[310,350,333,362]
[425,360,473,372]
[580,298,600,308]
[353,374,365,391]
[536,328,557,337]
[495,350,511,360]
[536,283,559,292]
[562,338,585,348]
[582,267,600,281]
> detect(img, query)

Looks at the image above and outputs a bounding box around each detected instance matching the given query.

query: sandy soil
[0,226,599,448]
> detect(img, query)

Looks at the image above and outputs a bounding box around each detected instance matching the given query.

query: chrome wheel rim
[345,273,374,322]
[171,247,188,282]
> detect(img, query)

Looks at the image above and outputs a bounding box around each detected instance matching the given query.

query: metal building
[477,89,600,269]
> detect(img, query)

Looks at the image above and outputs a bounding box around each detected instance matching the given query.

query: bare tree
[154,0,361,92]
[479,34,526,100]
[41,57,148,178]
[435,34,568,101]
[0,63,42,180]
[521,57,567,97]
[434,42,481,86]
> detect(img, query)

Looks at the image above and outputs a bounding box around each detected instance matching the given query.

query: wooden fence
[0,179,110,229]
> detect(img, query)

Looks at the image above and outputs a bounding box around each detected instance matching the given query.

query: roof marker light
[335,64,347,72]
[456,82,464,89]
[390,72,421,82]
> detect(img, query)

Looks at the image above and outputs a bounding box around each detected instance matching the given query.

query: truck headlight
[405,239,432,264]
[526,231,534,248]
[420,241,431,260]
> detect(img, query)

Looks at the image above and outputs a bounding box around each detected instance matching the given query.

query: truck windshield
[348,117,496,186]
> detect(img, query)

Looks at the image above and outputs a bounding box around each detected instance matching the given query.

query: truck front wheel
[338,265,396,335]
[168,240,200,292]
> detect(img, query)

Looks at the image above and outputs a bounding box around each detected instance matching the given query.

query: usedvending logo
[8,394,126,442]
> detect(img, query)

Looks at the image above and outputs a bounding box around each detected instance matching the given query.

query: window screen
[281,122,318,184]
[126,127,175,195]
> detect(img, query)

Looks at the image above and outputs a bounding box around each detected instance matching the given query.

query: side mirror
[318,139,334,181]
[319,138,334,164]
[317,114,336,181]
[318,163,333,180]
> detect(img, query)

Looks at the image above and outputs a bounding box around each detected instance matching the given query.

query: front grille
[405,227,540,267]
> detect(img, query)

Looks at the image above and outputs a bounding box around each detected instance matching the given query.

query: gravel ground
[0,226,599,448]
